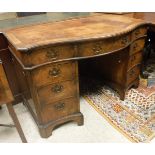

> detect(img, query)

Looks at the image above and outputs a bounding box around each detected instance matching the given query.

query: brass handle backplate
[46,49,59,60]
[49,67,61,77]
[52,84,63,93]
[121,37,128,46]
[54,102,65,110]
[93,42,103,55]
[133,43,138,50]
[134,30,140,37]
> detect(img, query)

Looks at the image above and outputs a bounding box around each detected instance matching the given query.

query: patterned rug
[82,77,155,143]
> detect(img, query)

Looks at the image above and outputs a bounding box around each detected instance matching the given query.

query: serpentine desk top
[4,14,147,52]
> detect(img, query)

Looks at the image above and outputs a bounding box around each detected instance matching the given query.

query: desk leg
[6,103,27,143]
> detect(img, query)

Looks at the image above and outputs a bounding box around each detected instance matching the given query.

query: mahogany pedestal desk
[3,14,147,138]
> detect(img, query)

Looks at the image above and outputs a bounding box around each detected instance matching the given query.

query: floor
[0,97,155,143]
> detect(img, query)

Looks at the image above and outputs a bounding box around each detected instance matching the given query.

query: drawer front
[127,65,140,85]
[130,38,145,55]
[78,34,131,57]
[23,44,76,66]
[32,61,77,87]
[128,52,142,70]
[41,97,79,123]
[37,80,78,105]
[131,27,147,41]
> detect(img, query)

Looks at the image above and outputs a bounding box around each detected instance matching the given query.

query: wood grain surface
[4,14,147,50]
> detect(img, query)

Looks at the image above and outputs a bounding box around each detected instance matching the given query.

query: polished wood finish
[2,14,148,138]
[0,13,91,105]
[131,13,155,24]
[41,97,80,124]
[8,43,76,67]
[128,52,142,70]
[32,61,77,87]
[105,13,155,78]
[0,60,27,143]
[0,61,13,103]
[0,33,24,104]
[129,38,145,55]
[4,14,146,50]
[131,27,147,40]
[38,80,78,105]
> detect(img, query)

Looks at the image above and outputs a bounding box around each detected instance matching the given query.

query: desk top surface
[130,13,155,23]
[105,12,155,23]
[4,14,146,51]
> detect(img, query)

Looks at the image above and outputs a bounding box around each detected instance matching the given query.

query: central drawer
[32,61,77,87]
[78,34,131,57]
[37,80,78,106]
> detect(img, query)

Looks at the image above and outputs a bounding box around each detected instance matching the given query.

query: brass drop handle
[46,49,58,60]
[121,37,128,46]
[93,48,101,54]
[52,84,63,93]
[49,67,60,77]
[54,103,65,110]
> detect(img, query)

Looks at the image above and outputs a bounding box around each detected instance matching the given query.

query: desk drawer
[129,38,145,55]
[78,35,131,57]
[32,61,77,87]
[41,97,79,123]
[128,52,142,70]
[127,65,140,85]
[131,27,147,41]
[37,80,78,106]
[21,44,76,66]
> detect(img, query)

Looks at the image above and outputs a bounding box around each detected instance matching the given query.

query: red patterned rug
[82,78,155,142]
